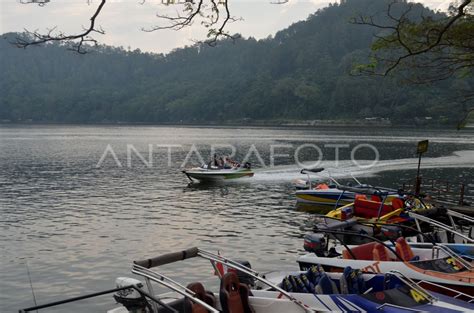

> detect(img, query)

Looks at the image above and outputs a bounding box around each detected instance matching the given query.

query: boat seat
[395,237,415,261]
[157,298,193,313]
[339,266,366,294]
[187,282,216,313]
[371,195,382,202]
[219,272,255,313]
[315,273,339,294]
[372,243,391,261]
[353,198,394,219]
[342,242,378,260]
[316,183,329,190]
[391,198,404,210]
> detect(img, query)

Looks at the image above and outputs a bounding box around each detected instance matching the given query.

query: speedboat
[260,266,474,312]
[295,170,400,208]
[298,235,474,298]
[296,187,356,206]
[295,168,356,206]
[20,248,474,312]
[182,163,253,182]
[311,198,473,246]
[307,185,448,244]
[304,214,474,259]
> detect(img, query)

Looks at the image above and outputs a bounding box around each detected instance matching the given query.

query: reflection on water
[0,125,473,312]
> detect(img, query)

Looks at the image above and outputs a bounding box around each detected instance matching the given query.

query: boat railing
[385,270,436,304]
[414,280,474,303]
[401,177,472,206]
[132,264,219,313]
[447,209,474,223]
[375,303,426,312]
[300,167,324,189]
[314,229,404,261]
[133,248,316,313]
[197,249,315,313]
[430,245,473,270]
[447,209,474,236]
[408,211,474,244]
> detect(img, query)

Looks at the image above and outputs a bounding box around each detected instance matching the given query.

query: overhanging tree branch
[16,0,106,54]
[352,0,473,82]
[15,0,241,53]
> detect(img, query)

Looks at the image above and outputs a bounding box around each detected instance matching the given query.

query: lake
[0,125,473,312]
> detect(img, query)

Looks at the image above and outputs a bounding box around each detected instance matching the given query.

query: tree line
[1,0,471,125]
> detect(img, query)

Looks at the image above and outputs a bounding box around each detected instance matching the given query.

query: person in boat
[217,157,225,168]
[224,156,240,168]
[222,156,232,169]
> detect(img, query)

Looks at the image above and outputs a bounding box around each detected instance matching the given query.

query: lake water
[1,125,473,312]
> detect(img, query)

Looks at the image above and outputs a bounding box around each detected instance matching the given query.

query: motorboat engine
[230,259,256,287]
[303,233,327,256]
[380,225,402,240]
[114,277,149,313]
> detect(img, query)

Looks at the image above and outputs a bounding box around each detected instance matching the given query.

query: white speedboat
[182,163,253,182]
[298,236,474,298]
[20,248,474,312]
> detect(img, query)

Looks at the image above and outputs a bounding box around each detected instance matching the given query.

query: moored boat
[20,248,474,312]
[295,169,400,208]
[298,235,474,299]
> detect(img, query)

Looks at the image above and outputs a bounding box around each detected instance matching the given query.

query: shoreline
[0,119,470,130]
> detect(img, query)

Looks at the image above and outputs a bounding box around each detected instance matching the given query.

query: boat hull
[297,255,474,297]
[183,168,254,182]
[295,189,354,206]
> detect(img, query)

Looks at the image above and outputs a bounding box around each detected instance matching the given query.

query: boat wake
[253,150,474,182]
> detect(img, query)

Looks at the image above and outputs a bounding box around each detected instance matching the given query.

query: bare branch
[15,0,243,53]
[15,0,107,53]
[142,0,241,46]
[352,0,474,82]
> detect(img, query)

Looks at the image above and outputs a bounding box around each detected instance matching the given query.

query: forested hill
[1,0,471,125]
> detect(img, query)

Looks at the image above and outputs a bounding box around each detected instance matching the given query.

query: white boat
[19,247,474,312]
[116,248,474,312]
[297,236,474,298]
[182,163,253,182]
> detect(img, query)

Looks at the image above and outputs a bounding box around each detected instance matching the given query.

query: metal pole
[415,153,422,195]
[460,183,465,206]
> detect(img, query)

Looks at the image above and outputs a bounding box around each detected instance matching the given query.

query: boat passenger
[218,157,224,168]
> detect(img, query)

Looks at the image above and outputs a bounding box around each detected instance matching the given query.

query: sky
[0,0,452,54]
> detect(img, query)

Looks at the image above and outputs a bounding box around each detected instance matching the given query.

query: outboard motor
[230,259,256,287]
[381,225,402,240]
[340,206,354,220]
[303,233,327,256]
[114,277,149,313]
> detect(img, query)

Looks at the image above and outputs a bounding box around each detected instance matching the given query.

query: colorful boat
[19,247,474,312]
[295,170,400,208]
[296,187,356,206]
[298,235,474,299]
[261,266,474,312]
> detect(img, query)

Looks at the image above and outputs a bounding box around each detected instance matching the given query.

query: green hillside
[1,0,471,125]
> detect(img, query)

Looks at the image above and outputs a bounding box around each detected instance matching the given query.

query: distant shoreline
[0,119,468,130]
